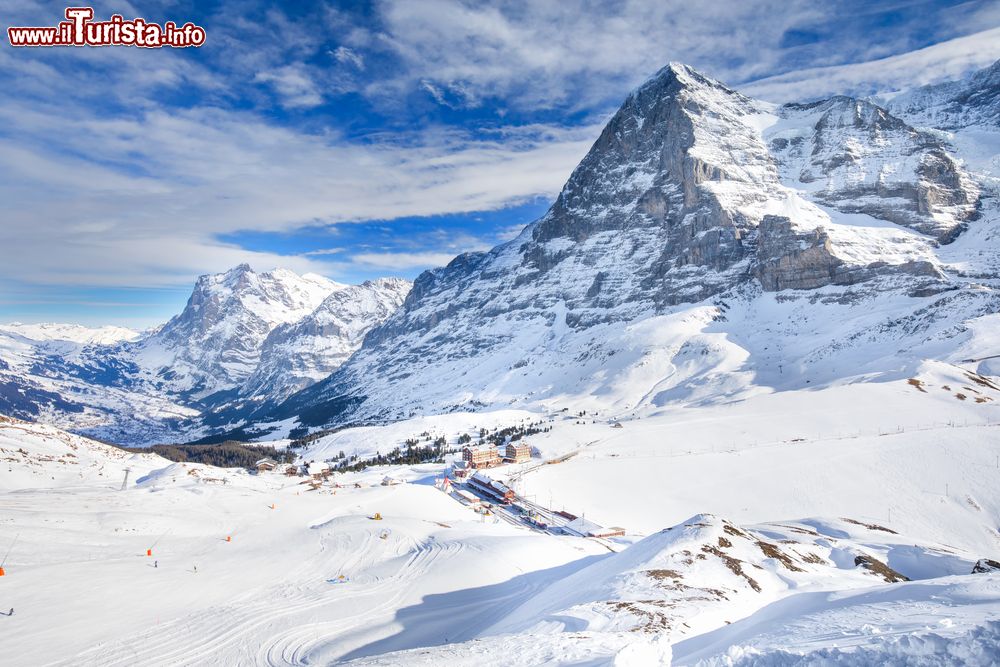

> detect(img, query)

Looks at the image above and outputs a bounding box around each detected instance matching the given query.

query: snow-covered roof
[464,445,498,454]
[255,457,278,467]
[564,517,605,537]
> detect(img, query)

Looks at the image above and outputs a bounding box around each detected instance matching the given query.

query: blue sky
[2,0,1000,327]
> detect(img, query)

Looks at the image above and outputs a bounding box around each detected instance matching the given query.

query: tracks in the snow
[57,527,462,667]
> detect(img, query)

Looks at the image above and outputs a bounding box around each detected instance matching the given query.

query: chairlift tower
[120,467,131,491]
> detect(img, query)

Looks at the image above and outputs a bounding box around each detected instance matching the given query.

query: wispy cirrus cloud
[363,0,998,111]
[350,251,473,270]
[0,95,598,288]
[254,64,325,108]
[742,25,1000,101]
[1,0,998,326]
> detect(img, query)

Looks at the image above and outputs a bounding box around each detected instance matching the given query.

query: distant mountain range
[3,58,1000,445]
[0,267,410,444]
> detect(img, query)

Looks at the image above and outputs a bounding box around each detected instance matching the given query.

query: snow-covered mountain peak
[236,276,412,401]
[771,94,980,241]
[887,58,1000,130]
[265,61,1000,432]
[137,265,343,392]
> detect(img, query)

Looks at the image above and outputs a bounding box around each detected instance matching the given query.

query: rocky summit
[270,61,1000,431]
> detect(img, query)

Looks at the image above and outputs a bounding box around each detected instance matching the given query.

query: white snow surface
[3,364,1000,665]
[0,323,140,346]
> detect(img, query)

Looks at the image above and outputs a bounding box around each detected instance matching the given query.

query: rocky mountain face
[134,265,344,399]
[772,96,978,241]
[271,61,1000,431]
[0,266,411,444]
[886,60,1000,130]
[240,277,412,401]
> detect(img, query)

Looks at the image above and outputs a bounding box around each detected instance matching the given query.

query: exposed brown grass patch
[775,524,820,537]
[756,540,805,572]
[718,536,733,548]
[966,372,1000,391]
[842,518,898,534]
[723,523,750,539]
[907,378,927,392]
[606,600,672,633]
[854,554,909,583]
[702,545,761,592]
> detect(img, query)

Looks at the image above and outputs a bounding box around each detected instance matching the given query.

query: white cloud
[351,251,470,270]
[3,0,999,305]
[741,26,1000,102]
[333,46,365,70]
[367,0,822,110]
[254,64,325,108]
[0,98,598,290]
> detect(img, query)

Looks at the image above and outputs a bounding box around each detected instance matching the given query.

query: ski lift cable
[149,529,171,550]
[1,533,19,568]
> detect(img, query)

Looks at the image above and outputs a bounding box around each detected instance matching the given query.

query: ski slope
[2,365,1000,667]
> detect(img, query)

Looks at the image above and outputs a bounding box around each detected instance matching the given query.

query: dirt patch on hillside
[842,518,898,534]
[966,372,1000,391]
[756,540,804,572]
[702,545,761,592]
[854,553,909,582]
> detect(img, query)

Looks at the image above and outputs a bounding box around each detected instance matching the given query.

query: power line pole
[120,467,131,491]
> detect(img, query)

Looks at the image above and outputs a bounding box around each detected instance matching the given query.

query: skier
[154,560,158,569]
[8,608,12,616]
[193,565,198,574]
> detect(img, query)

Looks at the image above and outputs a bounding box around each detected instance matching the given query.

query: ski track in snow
[62,529,456,666]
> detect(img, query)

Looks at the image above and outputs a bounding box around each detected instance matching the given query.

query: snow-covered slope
[271,61,999,434]
[0,414,166,490]
[0,323,140,346]
[349,511,997,666]
[0,267,410,444]
[886,59,1000,131]
[3,373,1000,665]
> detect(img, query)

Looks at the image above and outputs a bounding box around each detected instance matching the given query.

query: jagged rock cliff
[271,61,999,431]
[135,265,344,398]
[239,277,411,401]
